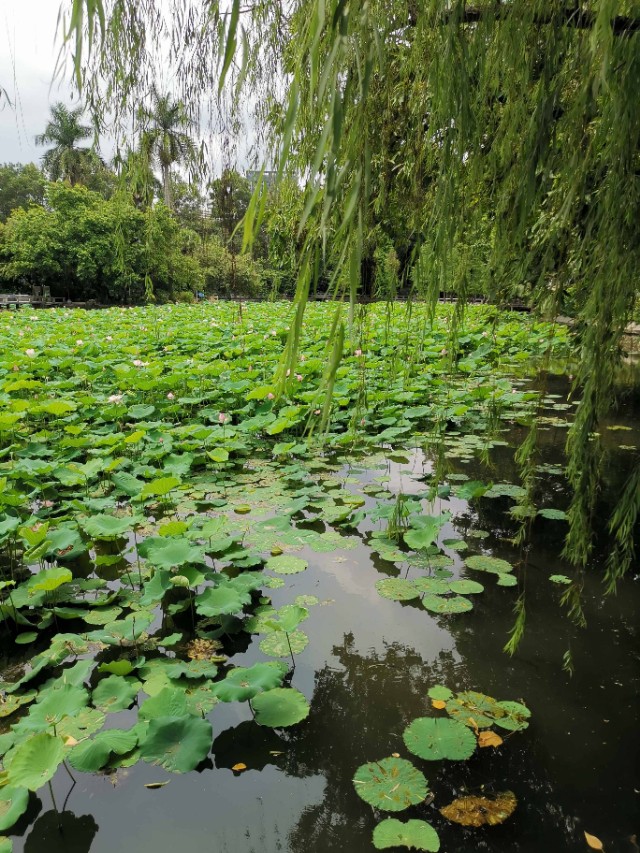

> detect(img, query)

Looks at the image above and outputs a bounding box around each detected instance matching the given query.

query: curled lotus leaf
[373,819,440,851]
[403,717,476,761]
[352,757,428,812]
[494,700,531,731]
[375,579,420,601]
[440,791,517,826]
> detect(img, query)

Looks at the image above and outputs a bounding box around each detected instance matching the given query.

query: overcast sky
[0,1,82,165]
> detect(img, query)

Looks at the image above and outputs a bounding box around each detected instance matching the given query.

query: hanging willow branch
[59,0,640,587]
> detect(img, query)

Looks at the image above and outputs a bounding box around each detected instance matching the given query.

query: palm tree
[139,88,196,210]
[35,103,94,186]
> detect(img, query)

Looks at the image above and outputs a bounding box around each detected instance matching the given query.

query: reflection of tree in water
[212,632,585,853]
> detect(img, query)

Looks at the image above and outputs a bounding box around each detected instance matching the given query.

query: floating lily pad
[252,688,310,727]
[352,757,428,811]
[373,819,440,851]
[265,555,308,574]
[213,662,288,702]
[421,594,473,614]
[403,717,476,761]
[549,574,571,585]
[465,555,513,574]
[494,700,531,731]
[427,685,453,702]
[412,578,451,595]
[497,573,518,587]
[259,630,309,657]
[445,691,504,729]
[375,579,420,601]
[448,579,484,595]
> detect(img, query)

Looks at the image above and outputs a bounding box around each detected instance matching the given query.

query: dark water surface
[6,375,640,853]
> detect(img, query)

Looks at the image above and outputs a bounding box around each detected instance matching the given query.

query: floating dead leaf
[391,752,400,758]
[145,781,170,789]
[478,731,503,748]
[584,832,604,851]
[440,791,517,827]
[232,762,247,772]
[431,699,447,710]
[64,736,79,747]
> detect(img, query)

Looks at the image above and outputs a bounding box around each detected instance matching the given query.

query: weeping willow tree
[60,1,639,599]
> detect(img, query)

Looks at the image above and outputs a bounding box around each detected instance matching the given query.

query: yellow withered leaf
[232,762,247,772]
[440,791,517,827]
[584,832,604,851]
[431,699,447,710]
[478,731,503,748]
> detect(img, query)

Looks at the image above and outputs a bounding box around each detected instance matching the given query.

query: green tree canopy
[58,0,640,581]
[0,164,46,223]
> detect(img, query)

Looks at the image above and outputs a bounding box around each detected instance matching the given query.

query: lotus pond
[0,302,637,853]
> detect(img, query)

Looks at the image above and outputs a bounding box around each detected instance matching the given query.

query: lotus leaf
[259,630,309,658]
[421,594,473,614]
[8,732,64,791]
[195,583,251,617]
[68,728,138,772]
[140,715,213,773]
[139,688,190,721]
[92,675,139,712]
[412,578,450,595]
[427,685,453,702]
[465,555,513,574]
[445,691,504,729]
[495,700,531,731]
[375,579,420,601]
[29,567,72,594]
[79,515,134,539]
[373,819,440,851]
[352,757,428,811]
[265,555,308,574]
[0,787,29,832]
[139,537,203,569]
[448,579,484,595]
[213,662,288,702]
[140,476,180,500]
[28,684,89,727]
[403,717,476,761]
[252,688,310,727]
[497,574,518,587]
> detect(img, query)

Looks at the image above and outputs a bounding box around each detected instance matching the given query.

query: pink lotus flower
[76,339,83,346]
[354,349,362,357]
[218,412,228,424]
[296,374,303,381]
[108,394,123,403]
[106,335,113,341]
[167,392,175,400]
[440,348,448,356]
[25,348,35,357]
[314,409,321,415]
[267,392,275,400]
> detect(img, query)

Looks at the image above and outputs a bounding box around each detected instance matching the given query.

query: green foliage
[0,164,46,223]
[0,183,201,302]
